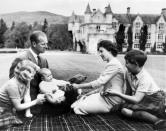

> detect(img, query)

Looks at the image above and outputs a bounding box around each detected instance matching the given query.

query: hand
[59,84,72,91]
[72,84,79,89]
[56,96,66,103]
[102,89,120,96]
[36,94,46,105]
[77,94,88,100]
[25,112,33,118]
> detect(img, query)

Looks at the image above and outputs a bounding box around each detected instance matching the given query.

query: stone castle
[68,3,166,54]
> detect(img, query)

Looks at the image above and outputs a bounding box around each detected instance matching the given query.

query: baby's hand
[36,94,46,105]
[56,96,66,103]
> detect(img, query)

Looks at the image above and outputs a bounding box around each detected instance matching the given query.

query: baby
[39,68,70,104]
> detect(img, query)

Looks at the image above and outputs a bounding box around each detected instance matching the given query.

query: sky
[0,0,166,16]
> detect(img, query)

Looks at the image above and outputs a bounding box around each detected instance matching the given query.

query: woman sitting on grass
[71,40,125,115]
[0,60,46,129]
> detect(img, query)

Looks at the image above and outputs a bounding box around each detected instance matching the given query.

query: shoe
[154,119,166,130]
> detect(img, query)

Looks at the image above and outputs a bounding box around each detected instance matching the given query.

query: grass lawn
[0,51,166,90]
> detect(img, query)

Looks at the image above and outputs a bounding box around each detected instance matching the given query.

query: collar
[108,57,117,64]
[29,48,38,59]
[135,68,144,80]
[128,68,144,80]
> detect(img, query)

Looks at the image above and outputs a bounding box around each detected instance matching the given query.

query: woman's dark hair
[97,40,118,57]
[124,50,147,67]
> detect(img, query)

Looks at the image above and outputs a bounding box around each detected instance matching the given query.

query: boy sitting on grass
[104,50,166,130]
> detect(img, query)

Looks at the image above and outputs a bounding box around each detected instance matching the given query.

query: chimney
[161,8,166,16]
[93,9,96,12]
[127,7,130,14]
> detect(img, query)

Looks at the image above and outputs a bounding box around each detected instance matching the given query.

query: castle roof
[140,14,160,24]
[105,4,113,14]
[84,3,92,14]
[69,4,166,25]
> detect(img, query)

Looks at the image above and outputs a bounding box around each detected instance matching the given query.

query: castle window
[96,25,100,32]
[159,23,164,30]
[158,34,163,41]
[157,44,163,48]
[134,44,140,48]
[147,33,151,40]
[135,22,141,28]
[112,22,117,29]
[135,33,140,39]
[146,43,151,48]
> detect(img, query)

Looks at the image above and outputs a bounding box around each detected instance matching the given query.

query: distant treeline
[0,18,73,50]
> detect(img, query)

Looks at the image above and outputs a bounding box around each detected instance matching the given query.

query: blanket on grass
[6,112,155,131]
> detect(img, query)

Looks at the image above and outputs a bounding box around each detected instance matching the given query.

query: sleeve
[136,78,151,93]
[39,82,46,93]
[90,64,119,88]
[6,83,21,99]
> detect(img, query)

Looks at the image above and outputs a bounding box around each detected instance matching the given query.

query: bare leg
[122,108,166,130]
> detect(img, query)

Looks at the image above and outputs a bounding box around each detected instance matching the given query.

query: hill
[0,11,69,27]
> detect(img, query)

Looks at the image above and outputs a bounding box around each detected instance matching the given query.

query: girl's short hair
[14,60,39,83]
[97,40,118,57]
[124,50,147,67]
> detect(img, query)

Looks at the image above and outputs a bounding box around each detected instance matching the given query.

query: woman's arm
[73,64,119,90]
[72,82,92,89]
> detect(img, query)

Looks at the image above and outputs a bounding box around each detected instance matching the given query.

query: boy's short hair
[124,50,147,67]
[97,40,118,57]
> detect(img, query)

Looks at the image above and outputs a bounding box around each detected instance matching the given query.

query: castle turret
[105,4,113,23]
[68,11,75,31]
[84,3,92,23]
[161,8,166,17]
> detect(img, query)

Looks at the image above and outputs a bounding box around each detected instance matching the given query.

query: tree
[151,42,156,53]
[47,24,73,50]
[139,25,148,51]
[115,24,125,52]
[4,22,30,48]
[127,25,133,52]
[162,42,166,53]
[0,19,8,48]
[42,18,48,33]
[10,21,15,31]
[32,21,42,31]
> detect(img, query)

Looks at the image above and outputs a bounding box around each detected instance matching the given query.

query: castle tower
[84,3,92,23]
[105,4,113,23]
[68,11,75,31]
